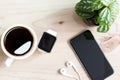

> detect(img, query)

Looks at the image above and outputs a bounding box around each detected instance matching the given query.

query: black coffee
[4,26,33,56]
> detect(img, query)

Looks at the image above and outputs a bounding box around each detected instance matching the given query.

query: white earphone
[59,61,82,80]
[66,61,77,70]
[66,61,82,80]
[59,68,77,80]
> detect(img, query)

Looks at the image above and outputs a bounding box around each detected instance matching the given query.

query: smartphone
[70,30,114,80]
[38,29,57,53]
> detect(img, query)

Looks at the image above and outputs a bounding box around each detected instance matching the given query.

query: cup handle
[5,57,14,67]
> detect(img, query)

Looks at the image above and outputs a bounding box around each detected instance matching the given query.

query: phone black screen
[38,32,56,52]
[70,30,114,80]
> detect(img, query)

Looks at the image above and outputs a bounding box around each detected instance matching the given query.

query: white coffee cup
[1,25,37,67]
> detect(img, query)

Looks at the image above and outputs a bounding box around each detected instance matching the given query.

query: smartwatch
[38,29,57,53]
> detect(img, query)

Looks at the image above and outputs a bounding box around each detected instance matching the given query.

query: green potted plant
[75,0,119,33]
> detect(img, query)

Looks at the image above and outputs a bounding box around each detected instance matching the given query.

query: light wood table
[0,0,120,80]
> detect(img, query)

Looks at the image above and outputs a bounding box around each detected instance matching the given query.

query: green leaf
[97,1,119,33]
[97,7,111,32]
[97,22,110,32]
[109,1,119,21]
[75,0,93,13]
[101,0,116,6]
[97,1,119,25]
[75,9,95,19]
[91,0,104,10]
[97,7,111,24]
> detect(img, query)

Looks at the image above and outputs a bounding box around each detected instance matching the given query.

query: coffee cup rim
[1,25,37,59]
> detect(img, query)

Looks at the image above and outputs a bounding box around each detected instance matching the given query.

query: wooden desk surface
[0,0,120,80]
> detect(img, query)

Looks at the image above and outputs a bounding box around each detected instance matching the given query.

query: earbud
[66,61,82,80]
[66,61,74,67]
[59,61,82,80]
[59,68,77,80]
[59,68,66,74]
[66,61,78,71]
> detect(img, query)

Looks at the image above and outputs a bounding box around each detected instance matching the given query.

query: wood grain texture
[0,0,120,80]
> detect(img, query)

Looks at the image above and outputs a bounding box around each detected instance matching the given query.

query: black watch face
[38,32,56,53]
